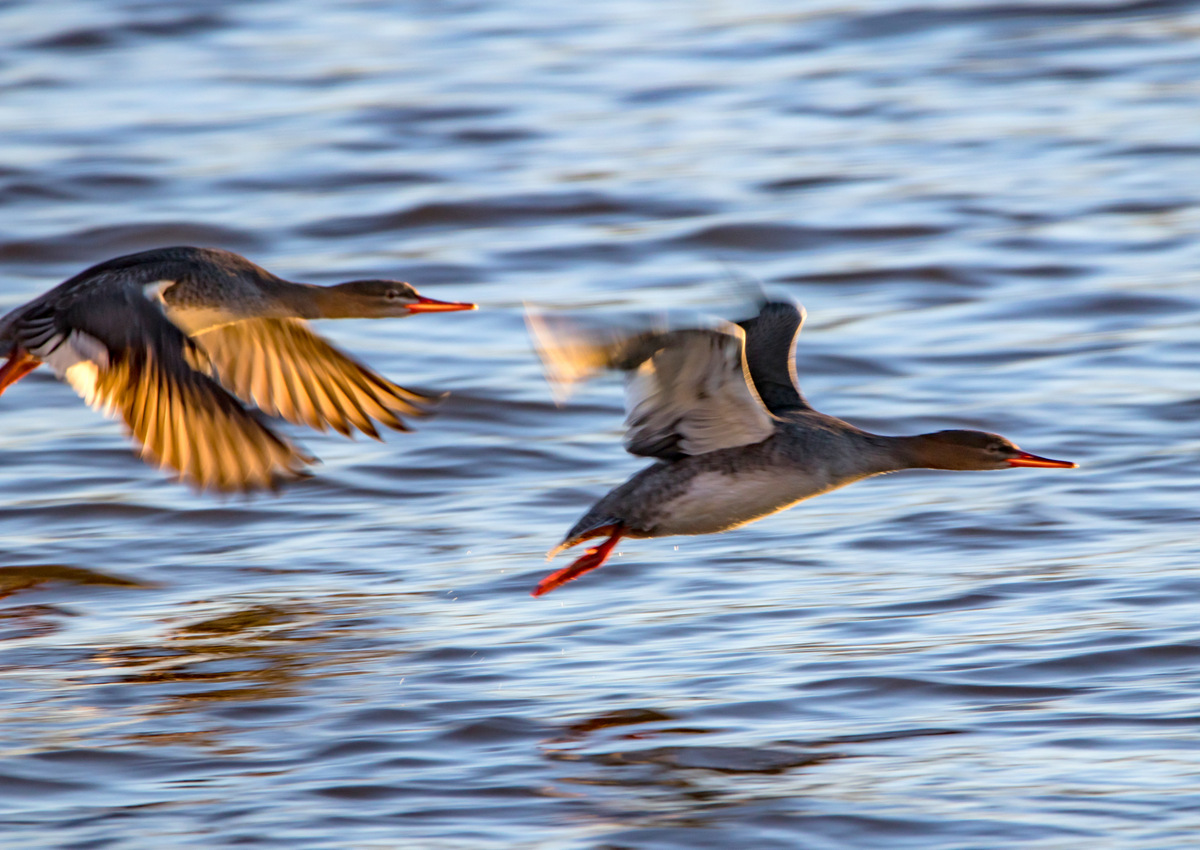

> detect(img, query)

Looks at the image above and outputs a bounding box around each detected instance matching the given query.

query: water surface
[1,1,1199,847]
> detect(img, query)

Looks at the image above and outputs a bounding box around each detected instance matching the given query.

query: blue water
[1,1,1199,847]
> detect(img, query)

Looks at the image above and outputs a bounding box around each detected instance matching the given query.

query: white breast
[651,468,839,537]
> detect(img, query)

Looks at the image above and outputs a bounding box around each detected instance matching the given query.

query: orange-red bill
[407,295,477,314]
[1007,451,1076,469]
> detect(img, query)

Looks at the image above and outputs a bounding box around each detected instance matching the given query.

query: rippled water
[1,1,1199,847]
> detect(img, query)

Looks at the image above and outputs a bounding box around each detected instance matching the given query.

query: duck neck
[855,433,939,474]
[865,433,962,471]
[269,281,345,319]
[788,428,920,485]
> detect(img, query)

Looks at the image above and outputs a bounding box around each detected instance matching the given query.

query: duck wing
[11,285,312,492]
[736,298,811,414]
[528,313,776,460]
[190,318,437,439]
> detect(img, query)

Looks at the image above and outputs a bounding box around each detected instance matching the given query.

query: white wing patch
[37,330,112,413]
[64,361,102,409]
[142,279,177,305]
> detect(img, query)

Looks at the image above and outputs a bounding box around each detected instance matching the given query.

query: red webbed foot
[533,525,625,597]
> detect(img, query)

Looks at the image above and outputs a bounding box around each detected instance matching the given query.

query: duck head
[326,279,477,318]
[910,429,1076,471]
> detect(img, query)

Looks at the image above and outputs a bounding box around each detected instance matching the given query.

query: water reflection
[89,601,366,710]
[0,563,146,598]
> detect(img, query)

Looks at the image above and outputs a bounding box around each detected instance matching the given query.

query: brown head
[907,429,1076,471]
[319,279,476,319]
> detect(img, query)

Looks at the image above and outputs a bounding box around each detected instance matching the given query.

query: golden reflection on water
[88,602,361,710]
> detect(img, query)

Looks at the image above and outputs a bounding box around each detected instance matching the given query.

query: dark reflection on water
[1,0,1200,847]
[0,564,146,596]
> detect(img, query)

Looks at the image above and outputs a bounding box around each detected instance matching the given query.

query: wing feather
[736,299,810,414]
[191,318,435,437]
[89,345,311,491]
[312,359,379,438]
[5,272,313,492]
[303,354,356,436]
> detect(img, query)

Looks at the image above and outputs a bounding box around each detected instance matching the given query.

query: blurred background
[1,1,1198,847]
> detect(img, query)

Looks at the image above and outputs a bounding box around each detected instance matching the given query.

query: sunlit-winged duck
[0,246,475,491]
[527,298,1075,596]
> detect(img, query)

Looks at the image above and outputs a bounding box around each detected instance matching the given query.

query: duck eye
[385,289,400,300]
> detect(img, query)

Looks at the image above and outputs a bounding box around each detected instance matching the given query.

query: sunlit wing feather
[528,312,776,459]
[2,265,319,492]
[100,346,312,491]
[191,318,438,438]
[29,314,312,492]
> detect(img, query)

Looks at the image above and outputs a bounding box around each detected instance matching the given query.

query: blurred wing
[191,318,437,439]
[620,325,776,458]
[529,312,776,459]
[525,308,616,403]
[23,294,312,492]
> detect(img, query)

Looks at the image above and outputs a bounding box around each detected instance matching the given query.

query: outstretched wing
[736,298,810,414]
[14,288,312,492]
[92,344,313,491]
[528,312,776,459]
[190,318,437,439]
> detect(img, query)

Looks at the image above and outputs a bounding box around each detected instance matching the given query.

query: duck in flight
[528,298,1075,596]
[0,246,475,491]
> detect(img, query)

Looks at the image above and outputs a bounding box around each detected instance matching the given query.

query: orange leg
[533,525,625,597]
[0,348,41,397]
